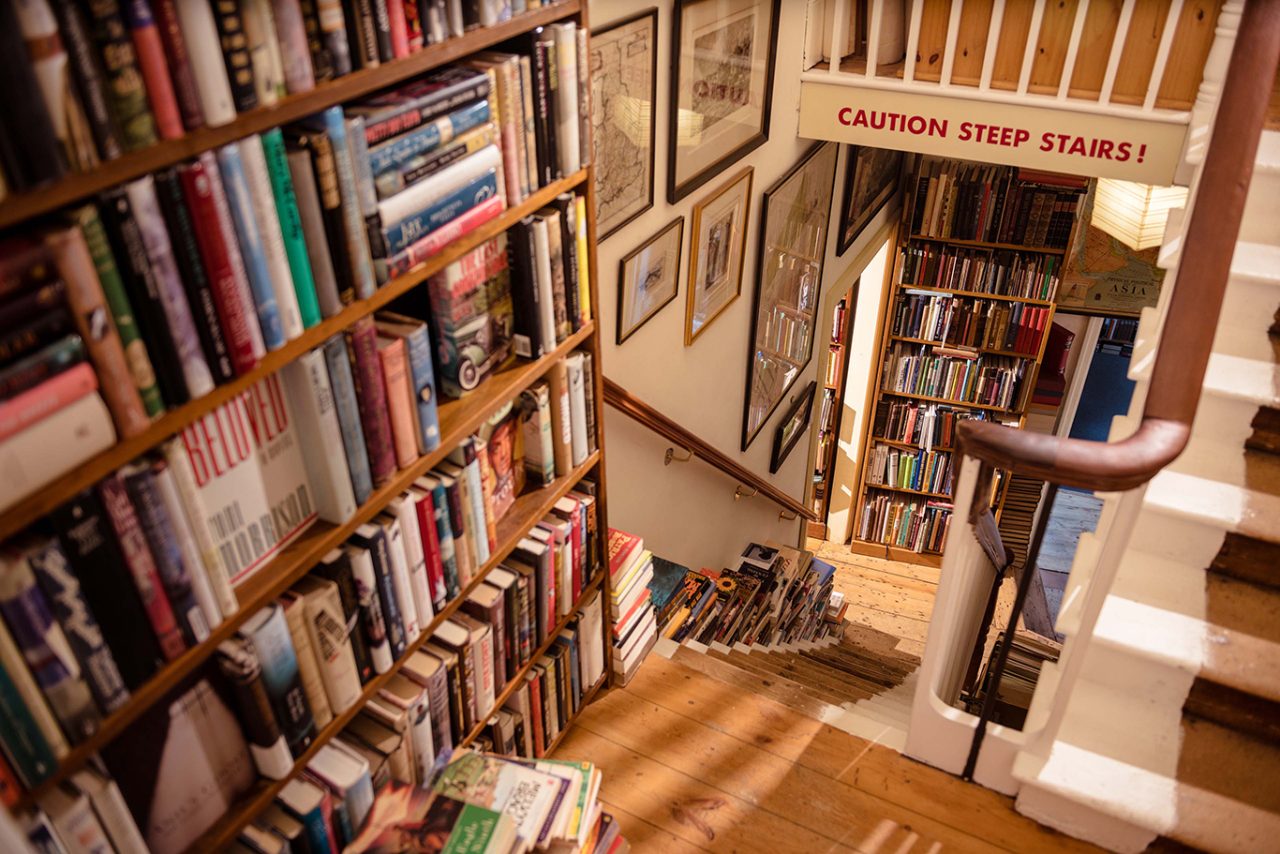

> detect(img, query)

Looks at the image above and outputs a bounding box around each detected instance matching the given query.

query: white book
[292,576,361,714]
[578,587,605,689]
[517,56,537,191]
[152,459,223,629]
[564,353,588,466]
[376,515,420,641]
[388,495,434,626]
[38,784,112,854]
[345,545,394,673]
[377,674,435,783]
[69,767,148,854]
[162,438,239,618]
[281,350,358,524]
[278,590,333,729]
[531,218,557,353]
[242,0,286,107]
[454,613,495,717]
[173,0,236,125]
[0,393,114,514]
[377,144,504,228]
[549,24,580,176]
[241,136,304,339]
[307,743,373,831]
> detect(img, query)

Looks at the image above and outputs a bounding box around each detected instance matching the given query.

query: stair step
[731,651,879,704]
[707,649,866,706]
[1210,532,1280,589]
[1247,407,1280,456]
[1185,679,1280,744]
[1178,713,1280,815]
[1141,469,1280,547]
[800,647,908,690]
[668,645,843,721]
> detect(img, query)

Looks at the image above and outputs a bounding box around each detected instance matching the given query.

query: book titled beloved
[177,374,317,587]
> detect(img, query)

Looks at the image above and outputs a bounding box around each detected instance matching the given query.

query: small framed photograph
[769,381,817,474]
[617,216,684,344]
[591,9,659,240]
[667,0,780,203]
[836,145,902,256]
[685,166,753,344]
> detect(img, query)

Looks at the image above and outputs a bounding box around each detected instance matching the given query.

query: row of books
[0,0,583,194]
[864,443,955,496]
[857,495,952,554]
[871,399,992,451]
[881,342,1030,412]
[908,159,1086,249]
[892,293,1051,356]
[648,542,839,649]
[607,530,658,687]
[963,631,1059,730]
[899,245,1062,301]
[830,297,849,345]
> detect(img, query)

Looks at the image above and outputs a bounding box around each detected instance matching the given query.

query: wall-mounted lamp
[1091,178,1188,251]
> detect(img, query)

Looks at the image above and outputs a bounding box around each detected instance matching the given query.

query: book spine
[271,0,316,94]
[367,100,491,177]
[171,0,236,126]
[0,653,57,787]
[150,0,205,130]
[78,0,155,153]
[123,0,183,139]
[216,638,295,779]
[322,106,378,300]
[386,0,408,57]
[374,122,496,200]
[359,529,406,659]
[542,211,568,342]
[69,205,164,416]
[551,25,580,176]
[531,39,554,185]
[242,0,286,106]
[377,140,502,231]
[317,553,373,683]
[314,0,352,76]
[420,659,452,753]
[346,116,390,285]
[403,0,423,52]
[180,153,267,373]
[242,135,305,340]
[440,476,472,586]
[0,556,101,743]
[517,55,537,191]
[25,540,129,715]
[427,481,460,600]
[378,339,418,469]
[385,194,503,278]
[0,311,73,366]
[46,226,152,438]
[297,0,335,82]
[124,175,217,397]
[299,132,358,306]
[553,195,580,330]
[121,462,210,646]
[395,497,434,621]
[530,217,557,354]
[281,596,333,728]
[400,325,440,453]
[247,605,317,758]
[263,129,322,329]
[152,168,235,384]
[488,62,524,204]
[576,27,590,169]
[371,0,394,62]
[0,336,85,401]
[565,354,587,466]
[574,195,590,324]
[161,437,239,617]
[347,318,396,485]
[210,0,260,112]
[346,548,393,674]
[382,170,499,254]
[49,2,122,161]
[0,362,97,447]
[323,335,374,506]
[151,459,224,635]
[217,141,287,350]
[303,583,361,714]
[359,74,491,145]
[547,359,571,476]
[11,0,95,175]
[379,517,419,639]
[0,1,63,190]
[282,350,358,525]
[286,148,343,319]
[507,220,541,359]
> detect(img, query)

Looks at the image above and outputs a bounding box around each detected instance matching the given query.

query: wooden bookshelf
[851,157,1082,564]
[809,285,856,538]
[0,1,617,847]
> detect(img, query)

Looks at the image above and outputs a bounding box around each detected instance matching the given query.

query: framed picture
[617,217,684,344]
[685,166,753,345]
[741,142,838,450]
[769,381,816,473]
[836,145,902,256]
[667,0,779,203]
[591,9,659,240]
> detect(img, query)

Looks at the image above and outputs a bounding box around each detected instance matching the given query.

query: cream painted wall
[591,0,898,569]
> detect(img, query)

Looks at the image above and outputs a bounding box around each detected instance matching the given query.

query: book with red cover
[376,335,417,469]
[408,484,446,610]
[150,0,204,131]
[0,363,98,442]
[606,529,642,578]
[347,317,396,486]
[123,0,184,140]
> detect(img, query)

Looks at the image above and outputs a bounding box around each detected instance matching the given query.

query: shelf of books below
[899,283,1056,307]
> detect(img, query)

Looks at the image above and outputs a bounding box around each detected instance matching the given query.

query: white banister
[866,0,883,77]
[829,0,849,76]
[1057,0,1091,100]
[939,0,965,85]
[979,0,1006,90]
[902,0,924,83]
[1017,1,1046,93]
[1145,0,1187,111]
[1100,1,1137,103]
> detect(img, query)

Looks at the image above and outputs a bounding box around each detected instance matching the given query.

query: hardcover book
[282,348,359,525]
[422,234,514,398]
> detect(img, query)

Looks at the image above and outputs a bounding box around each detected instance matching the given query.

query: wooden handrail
[957,0,1280,491]
[603,378,818,522]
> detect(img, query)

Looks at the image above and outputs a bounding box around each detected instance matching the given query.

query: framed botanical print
[741,142,838,450]
[617,216,684,344]
[667,0,779,203]
[769,381,816,473]
[836,145,902,256]
[591,9,659,240]
[685,166,753,345]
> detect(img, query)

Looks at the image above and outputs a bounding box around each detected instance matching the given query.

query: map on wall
[591,12,657,238]
[1057,188,1166,316]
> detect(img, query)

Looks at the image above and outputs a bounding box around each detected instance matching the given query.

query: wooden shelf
[0,171,587,542]
[898,284,1055,306]
[0,2,579,230]
[878,388,1020,414]
[848,538,945,567]
[14,327,597,808]
[889,334,1041,359]
[906,233,1068,255]
[185,452,604,852]
[864,482,954,500]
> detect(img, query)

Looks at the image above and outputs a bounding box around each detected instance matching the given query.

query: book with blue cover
[217,142,285,350]
[366,100,491,177]
[318,107,377,300]
[323,334,373,506]
[381,170,500,254]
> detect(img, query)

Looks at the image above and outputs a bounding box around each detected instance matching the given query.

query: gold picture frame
[684,166,753,345]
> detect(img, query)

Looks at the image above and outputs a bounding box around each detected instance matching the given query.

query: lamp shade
[1091,179,1188,251]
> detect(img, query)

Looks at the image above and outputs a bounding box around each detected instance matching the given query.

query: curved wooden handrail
[603,378,818,522]
[957,0,1280,490]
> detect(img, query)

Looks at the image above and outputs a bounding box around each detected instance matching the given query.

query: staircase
[1010,131,1280,854]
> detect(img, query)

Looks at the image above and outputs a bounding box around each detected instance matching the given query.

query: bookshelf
[0,2,614,850]
[851,157,1086,566]
[809,285,856,539]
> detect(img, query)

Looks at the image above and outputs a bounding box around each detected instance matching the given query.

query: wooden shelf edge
[13,330,597,808]
[0,2,580,230]
[864,482,955,501]
[191,453,604,851]
[877,389,1020,414]
[898,284,1055,306]
[906,233,1068,255]
[0,172,587,541]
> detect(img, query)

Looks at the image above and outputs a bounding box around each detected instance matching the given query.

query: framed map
[742,142,838,450]
[591,9,658,240]
[1057,186,1165,317]
[668,0,779,203]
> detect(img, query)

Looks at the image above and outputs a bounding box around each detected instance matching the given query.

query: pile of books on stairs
[607,529,659,687]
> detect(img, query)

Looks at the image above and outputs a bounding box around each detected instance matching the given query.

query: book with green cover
[345,782,517,854]
[0,656,56,788]
[261,128,322,329]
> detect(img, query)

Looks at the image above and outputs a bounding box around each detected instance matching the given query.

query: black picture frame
[591,8,660,241]
[835,144,902,256]
[667,0,780,204]
[769,381,816,474]
[616,216,685,345]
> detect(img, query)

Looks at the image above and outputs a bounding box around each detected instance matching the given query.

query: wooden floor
[552,544,1101,852]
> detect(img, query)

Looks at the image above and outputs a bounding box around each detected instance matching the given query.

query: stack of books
[347,749,630,854]
[857,494,953,554]
[606,529,657,687]
[881,342,1029,412]
[865,443,956,496]
[899,245,1061,301]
